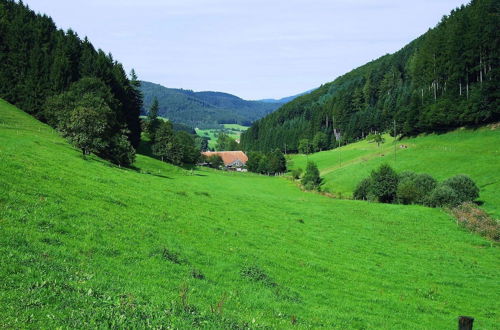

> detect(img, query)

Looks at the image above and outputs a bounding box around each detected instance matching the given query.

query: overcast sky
[25,0,469,100]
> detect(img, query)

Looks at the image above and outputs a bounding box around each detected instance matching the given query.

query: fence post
[458,316,474,330]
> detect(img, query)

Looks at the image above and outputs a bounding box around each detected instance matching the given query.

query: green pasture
[0,99,498,328]
[289,130,500,219]
[196,124,248,149]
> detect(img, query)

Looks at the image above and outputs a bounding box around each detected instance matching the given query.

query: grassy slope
[290,131,500,219]
[0,99,498,328]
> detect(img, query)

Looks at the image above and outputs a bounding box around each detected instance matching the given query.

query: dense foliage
[353,164,480,208]
[204,154,224,169]
[151,121,200,166]
[301,161,323,191]
[241,0,499,152]
[215,132,239,151]
[0,0,142,163]
[43,78,136,165]
[246,150,287,175]
[140,81,283,129]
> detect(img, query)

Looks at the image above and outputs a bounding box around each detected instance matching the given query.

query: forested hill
[241,0,499,153]
[0,0,142,149]
[140,81,291,129]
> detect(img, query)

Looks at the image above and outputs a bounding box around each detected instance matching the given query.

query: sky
[25,0,469,100]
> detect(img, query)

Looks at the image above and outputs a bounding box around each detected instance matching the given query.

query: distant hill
[258,89,315,104]
[139,81,305,129]
[241,0,499,152]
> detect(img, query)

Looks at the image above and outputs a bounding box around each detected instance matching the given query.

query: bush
[291,168,303,180]
[370,164,398,203]
[105,131,136,167]
[396,179,419,204]
[426,184,461,207]
[207,155,224,169]
[353,178,372,200]
[442,174,479,203]
[413,174,437,202]
[398,171,417,182]
[396,172,436,204]
[353,168,481,210]
[246,152,263,173]
[298,139,311,154]
[301,161,322,191]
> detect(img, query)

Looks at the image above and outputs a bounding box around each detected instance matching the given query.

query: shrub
[301,161,322,191]
[207,155,224,169]
[398,171,417,182]
[426,184,461,207]
[442,174,479,203]
[298,139,311,154]
[104,130,136,167]
[396,172,437,205]
[370,164,398,203]
[396,178,419,204]
[413,174,437,202]
[353,178,372,200]
[246,152,263,173]
[291,168,303,180]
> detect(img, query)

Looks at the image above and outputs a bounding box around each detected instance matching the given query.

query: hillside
[258,89,315,104]
[0,0,142,148]
[1,99,499,328]
[289,127,500,219]
[140,81,294,129]
[241,0,499,152]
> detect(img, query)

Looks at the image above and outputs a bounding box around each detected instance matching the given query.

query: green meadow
[289,130,500,219]
[1,99,499,328]
[196,124,248,149]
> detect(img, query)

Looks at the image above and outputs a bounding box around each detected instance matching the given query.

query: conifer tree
[147,97,160,141]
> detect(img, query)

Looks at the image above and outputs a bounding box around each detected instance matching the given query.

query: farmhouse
[202,151,248,171]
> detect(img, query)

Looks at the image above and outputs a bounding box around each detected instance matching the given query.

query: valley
[0,0,498,328]
[1,99,499,328]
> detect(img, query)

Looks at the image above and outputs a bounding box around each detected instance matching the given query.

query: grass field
[1,99,499,328]
[289,130,500,219]
[196,124,248,149]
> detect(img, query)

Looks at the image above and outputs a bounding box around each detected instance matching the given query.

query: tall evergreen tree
[147,96,160,141]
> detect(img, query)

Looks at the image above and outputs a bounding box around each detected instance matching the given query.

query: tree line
[241,0,499,153]
[246,149,287,175]
[0,0,142,165]
[144,97,201,166]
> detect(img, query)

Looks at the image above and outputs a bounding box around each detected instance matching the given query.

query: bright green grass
[222,124,249,131]
[196,124,248,149]
[290,131,500,219]
[1,99,499,328]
